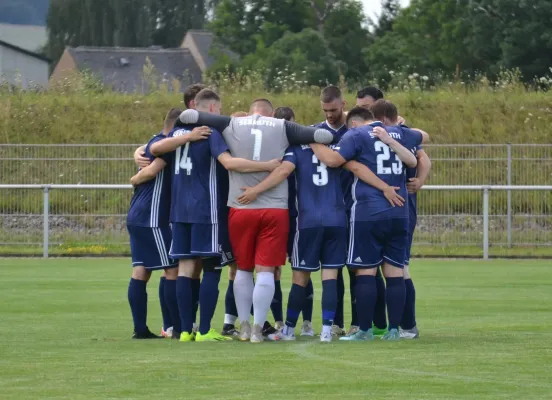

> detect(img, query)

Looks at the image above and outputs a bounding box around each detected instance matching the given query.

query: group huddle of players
[126,83,431,343]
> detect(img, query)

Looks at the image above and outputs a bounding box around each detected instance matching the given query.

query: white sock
[282,325,295,336]
[253,272,275,326]
[234,270,254,323]
[322,325,332,336]
[224,314,238,325]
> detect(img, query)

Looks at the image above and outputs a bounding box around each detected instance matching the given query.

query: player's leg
[340,221,382,341]
[320,226,347,342]
[251,209,289,343]
[373,266,388,336]
[127,226,164,339]
[400,221,419,339]
[158,271,172,337]
[163,266,179,338]
[169,223,197,342]
[228,208,259,341]
[222,264,239,336]
[191,259,202,334]
[300,278,315,336]
[271,266,284,329]
[381,218,409,341]
[347,267,358,335]
[278,227,322,340]
[332,269,346,336]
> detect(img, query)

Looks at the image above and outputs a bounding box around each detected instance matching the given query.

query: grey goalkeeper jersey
[223,115,289,209]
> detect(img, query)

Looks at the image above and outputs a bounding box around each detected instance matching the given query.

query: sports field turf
[1,258,551,399]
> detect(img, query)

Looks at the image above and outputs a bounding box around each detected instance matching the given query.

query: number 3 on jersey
[374,141,402,175]
[312,154,328,186]
[175,143,193,175]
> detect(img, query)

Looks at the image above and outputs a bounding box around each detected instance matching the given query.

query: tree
[246,29,345,88]
[372,0,401,37]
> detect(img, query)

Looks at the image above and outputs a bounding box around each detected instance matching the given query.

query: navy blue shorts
[218,208,235,266]
[170,222,221,259]
[290,226,347,271]
[287,215,298,260]
[347,218,408,269]
[128,225,177,270]
[405,213,417,266]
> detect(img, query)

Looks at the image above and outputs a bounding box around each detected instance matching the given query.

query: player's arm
[130,158,167,186]
[217,152,281,173]
[134,145,150,168]
[407,149,432,194]
[284,121,334,145]
[411,128,430,144]
[372,126,417,168]
[176,109,231,133]
[238,161,296,205]
[149,127,211,156]
[310,143,347,168]
[344,161,405,207]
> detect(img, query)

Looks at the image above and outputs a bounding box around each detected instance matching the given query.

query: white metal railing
[0,184,551,259]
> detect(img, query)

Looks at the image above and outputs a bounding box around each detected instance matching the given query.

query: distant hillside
[0,0,49,26]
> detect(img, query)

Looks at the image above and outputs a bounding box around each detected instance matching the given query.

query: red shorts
[228,208,289,271]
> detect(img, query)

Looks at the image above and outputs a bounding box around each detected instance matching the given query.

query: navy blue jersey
[127,133,172,228]
[401,125,421,212]
[314,121,353,211]
[167,124,229,224]
[283,144,347,229]
[337,122,423,222]
[287,174,298,217]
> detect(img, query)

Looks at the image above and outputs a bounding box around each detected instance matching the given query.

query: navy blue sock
[374,268,387,329]
[163,279,180,334]
[302,279,314,321]
[176,276,193,334]
[401,278,416,330]
[271,280,283,322]
[334,268,345,328]
[321,279,337,326]
[199,270,222,335]
[158,277,172,330]
[285,283,306,328]
[225,279,237,318]
[191,278,200,325]
[128,278,148,334]
[386,277,406,330]
[348,270,357,326]
[355,275,377,332]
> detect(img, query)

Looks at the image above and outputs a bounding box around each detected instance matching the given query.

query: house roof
[67,46,202,93]
[182,30,238,70]
[0,39,50,62]
[0,23,47,53]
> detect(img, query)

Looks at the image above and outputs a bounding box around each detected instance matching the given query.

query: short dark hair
[194,89,221,107]
[164,108,183,128]
[370,99,398,122]
[250,98,273,111]
[183,83,206,108]
[356,86,384,101]
[273,106,295,121]
[320,85,343,103]
[346,106,375,127]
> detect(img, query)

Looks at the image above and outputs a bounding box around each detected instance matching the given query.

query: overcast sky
[361,0,411,20]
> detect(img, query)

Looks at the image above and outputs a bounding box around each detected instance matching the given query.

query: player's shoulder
[169,125,193,138]
[146,131,166,147]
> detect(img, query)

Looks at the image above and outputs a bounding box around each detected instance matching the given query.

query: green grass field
[1,258,551,399]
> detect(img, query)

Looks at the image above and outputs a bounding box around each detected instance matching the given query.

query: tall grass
[1,69,552,144]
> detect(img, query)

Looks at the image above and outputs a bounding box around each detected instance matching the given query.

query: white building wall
[0,44,49,88]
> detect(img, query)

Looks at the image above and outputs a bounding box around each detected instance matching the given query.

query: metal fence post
[483,187,489,260]
[43,186,49,258]
[507,143,512,248]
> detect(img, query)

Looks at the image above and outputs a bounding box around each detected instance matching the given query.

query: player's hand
[265,158,282,172]
[237,187,259,205]
[397,116,406,125]
[383,185,405,207]
[188,126,211,141]
[134,150,150,168]
[372,126,394,145]
[407,177,422,194]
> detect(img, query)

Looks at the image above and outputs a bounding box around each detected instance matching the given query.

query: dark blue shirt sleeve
[208,128,229,159]
[283,146,297,165]
[145,135,165,162]
[336,132,359,162]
